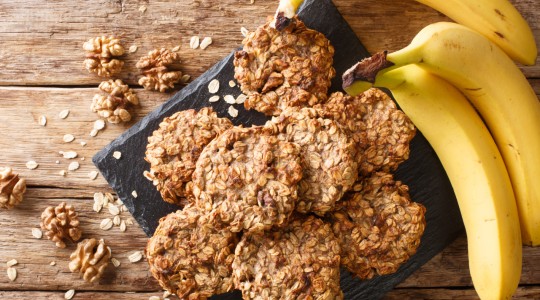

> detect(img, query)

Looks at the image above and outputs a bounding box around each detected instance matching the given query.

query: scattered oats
[94,119,106,131]
[94,192,104,203]
[38,115,47,126]
[59,170,66,176]
[65,289,75,300]
[88,171,99,180]
[172,45,181,52]
[108,204,120,216]
[149,296,160,300]
[236,94,247,104]
[80,141,87,147]
[26,161,38,170]
[113,151,122,160]
[120,220,127,232]
[128,251,143,263]
[224,95,236,104]
[113,215,121,226]
[68,161,80,171]
[7,267,16,282]
[139,5,147,13]
[163,290,172,298]
[59,109,70,119]
[55,160,60,164]
[105,193,114,205]
[208,79,219,93]
[209,95,220,103]
[181,74,191,84]
[189,36,200,49]
[6,259,18,267]
[63,134,75,143]
[93,201,102,213]
[111,257,121,267]
[90,129,98,137]
[131,190,138,198]
[200,37,212,50]
[60,151,78,159]
[126,218,134,225]
[50,261,56,266]
[80,157,85,161]
[228,80,236,87]
[228,106,238,118]
[100,218,113,230]
[129,45,138,53]
[241,26,249,37]
[32,228,43,239]
[250,0,254,4]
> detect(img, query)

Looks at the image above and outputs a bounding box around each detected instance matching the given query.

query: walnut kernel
[91,79,139,124]
[0,167,26,209]
[83,36,125,77]
[136,48,182,92]
[69,238,111,283]
[40,202,82,248]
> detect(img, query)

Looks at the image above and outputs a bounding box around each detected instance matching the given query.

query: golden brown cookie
[191,126,303,233]
[146,205,238,299]
[233,215,343,300]
[316,89,416,176]
[234,17,335,116]
[144,107,233,206]
[328,172,426,279]
[265,107,358,215]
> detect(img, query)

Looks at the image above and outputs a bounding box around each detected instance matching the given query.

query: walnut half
[83,36,125,77]
[0,167,26,209]
[136,48,182,92]
[69,238,111,283]
[91,79,139,124]
[40,202,83,248]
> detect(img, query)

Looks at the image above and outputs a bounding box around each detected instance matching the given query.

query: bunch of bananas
[339,1,538,299]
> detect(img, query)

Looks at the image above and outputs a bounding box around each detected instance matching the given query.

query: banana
[413,0,537,65]
[271,0,305,30]
[343,22,540,246]
[366,64,521,300]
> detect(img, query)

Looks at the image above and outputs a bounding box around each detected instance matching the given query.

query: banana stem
[272,0,305,30]
[342,52,398,95]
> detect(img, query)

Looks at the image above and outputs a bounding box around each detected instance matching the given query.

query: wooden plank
[0,291,164,299]
[1,81,538,189]
[0,87,168,188]
[385,286,540,300]
[0,0,537,86]
[1,189,539,292]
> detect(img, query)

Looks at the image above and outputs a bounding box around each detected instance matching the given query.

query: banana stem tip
[342,51,394,90]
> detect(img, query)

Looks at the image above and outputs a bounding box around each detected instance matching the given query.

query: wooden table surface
[0,0,538,299]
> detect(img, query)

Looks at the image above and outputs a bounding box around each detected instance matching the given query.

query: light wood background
[0,0,538,299]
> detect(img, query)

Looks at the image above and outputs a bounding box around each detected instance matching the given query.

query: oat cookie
[191,126,303,233]
[328,172,426,279]
[146,205,238,299]
[233,215,343,300]
[316,89,416,175]
[265,108,358,215]
[234,17,335,116]
[144,107,233,206]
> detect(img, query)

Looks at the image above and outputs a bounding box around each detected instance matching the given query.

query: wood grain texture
[0,0,539,299]
[0,0,537,87]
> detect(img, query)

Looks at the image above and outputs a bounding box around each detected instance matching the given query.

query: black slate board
[93,0,465,298]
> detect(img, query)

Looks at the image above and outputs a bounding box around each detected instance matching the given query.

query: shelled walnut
[136,48,182,92]
[69,238,111,283]
[0,167,26,209]
[91,79,139,124]
[40,202,82,248]
[83,36,125,77]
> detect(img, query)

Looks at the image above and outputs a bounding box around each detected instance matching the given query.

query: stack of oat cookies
[144,16,426,300]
